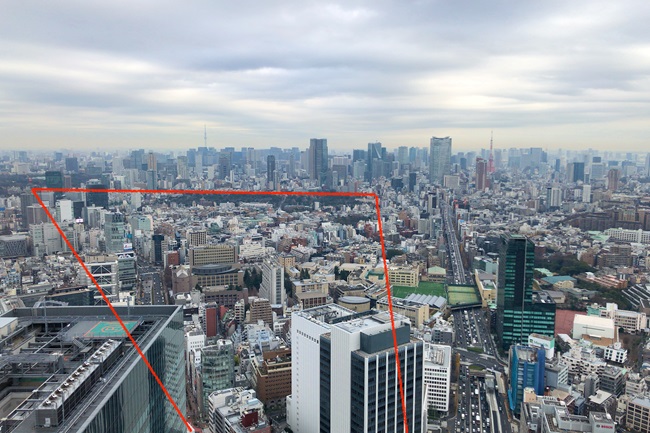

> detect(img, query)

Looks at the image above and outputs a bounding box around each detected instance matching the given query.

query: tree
[334,266,340,279]
[194,283,202,293]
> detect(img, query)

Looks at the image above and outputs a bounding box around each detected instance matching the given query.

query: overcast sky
[1,1,649,153]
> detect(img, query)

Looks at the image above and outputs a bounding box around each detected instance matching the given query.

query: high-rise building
[86,181,109,209]
[0,305,186,433]
[607,168,620,191]
[65,156,79,172]
[497,234,556,351]
[200,340,235,416]
[508,346,545,415]
[366,142,383,181]
[260,258,285,308]
[267,155,276,190]
[147,151,157,171]
[287,305,424,433]
[104,212,125,254]
[476,157,488,191]
[429,137,451,185]
[309,138,329,188]
[423,343,451,413]
[45,170,64,203]
[645,153,650,177]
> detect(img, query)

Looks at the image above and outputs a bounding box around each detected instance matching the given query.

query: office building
[497,234,556,351]
[607,168,620,191]
[260,258,285,307]
[200,340,235,415]
[249,297,273,327]
[423,343,451,413]
[309,138,329,188]
[287,305,424,433]
[86,182,109,209]
[508,345,545,415]
[104,212,126,254]
[0,305,186,433]
[187,229,208,247]
[476,157,488,191]
[189,244,237,267]
[251,346,292,407]
[267,155,276,190]
[429,136,452,184]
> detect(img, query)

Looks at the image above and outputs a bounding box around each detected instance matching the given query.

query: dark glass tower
[497,234,555,351]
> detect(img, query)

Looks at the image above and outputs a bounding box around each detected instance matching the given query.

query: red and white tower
[487,131,495,174]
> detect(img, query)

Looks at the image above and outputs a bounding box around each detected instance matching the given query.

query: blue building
[508,345,545,415]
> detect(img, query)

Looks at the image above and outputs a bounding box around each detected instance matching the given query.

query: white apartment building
[604,228,650,244]
[424,343,451,412]
[260,257,285,307]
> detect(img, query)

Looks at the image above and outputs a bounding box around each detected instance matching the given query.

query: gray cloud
[1,0,649,152]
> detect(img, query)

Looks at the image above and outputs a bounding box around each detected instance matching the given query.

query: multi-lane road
[137,261,167,305]
[439,195,512,433]
[441,200,469,285]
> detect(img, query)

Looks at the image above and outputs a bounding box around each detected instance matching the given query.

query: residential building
[251,346,291,407]
[627,397,650,433]
[249,297,273,327]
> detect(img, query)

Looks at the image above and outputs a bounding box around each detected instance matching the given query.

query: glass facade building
[3,305,188,433]
[497,234,556,351]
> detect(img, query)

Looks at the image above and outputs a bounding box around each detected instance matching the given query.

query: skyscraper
[497,234,556,351]
[0,305,186,433]
[309,138,329,188]
[287,305,424,433]
[429,137,451,185]
[366,142,383,181]
[475,157,488,191]
[267,155,276,190]
[607,168,620,191]
[104,212,126,253]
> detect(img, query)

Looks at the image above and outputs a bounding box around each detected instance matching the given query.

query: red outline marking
[33,187,409,432]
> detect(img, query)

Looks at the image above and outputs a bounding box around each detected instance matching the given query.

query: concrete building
[376,295,430,328]
[189,244,238,267]
[260,258,285,307]
[287,306,424,433]
[249,297,273,327]
[572,315,616,344]
[208,388,271,433]
[423,343,451,413]
[251,346,291,407]
[388,266,419,288]
[627,397,650,433]
[508,346,545,415]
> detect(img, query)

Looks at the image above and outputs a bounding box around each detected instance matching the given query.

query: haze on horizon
[1,1,649,153]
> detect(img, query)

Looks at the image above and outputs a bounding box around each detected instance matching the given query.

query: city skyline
[2,1,650,151]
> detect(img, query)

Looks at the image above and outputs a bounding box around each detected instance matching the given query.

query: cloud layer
[1,1,649,152]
